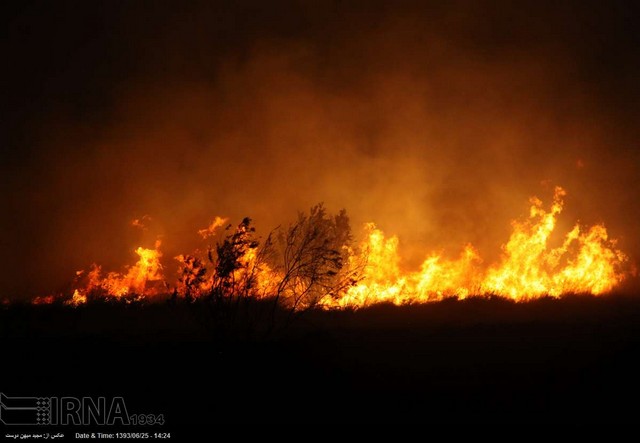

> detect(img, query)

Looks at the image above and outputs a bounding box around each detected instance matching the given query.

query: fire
[198,216,229,239]
[175,254,211,298]
[331,223,405,307]
[175,218,277,300]
[321,228,483,308]
[322,186,626,308]
[65,289,87,306]
[30,186,630,308]
[32,295,56,305]
[70,240,165,304]
[231,247,278,297]
[482,187,626,299]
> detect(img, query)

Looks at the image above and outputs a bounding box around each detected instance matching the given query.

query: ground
[2,295,639,432]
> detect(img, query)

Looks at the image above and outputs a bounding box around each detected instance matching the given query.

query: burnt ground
[1,294,640,433]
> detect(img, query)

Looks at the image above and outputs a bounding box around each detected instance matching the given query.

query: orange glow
[482,187,626,299]
[320,226,483,308]
[175,254,211,298]
[72,240,165,301]
[231,247,278,298]
[322,186,626,308]
[131,215,151,230]
[65,289,87,306]
[198,216,229,239]
[33,186,629,308]
[32,295,56,305]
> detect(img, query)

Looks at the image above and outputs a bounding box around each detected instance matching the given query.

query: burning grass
[22,186,631,311]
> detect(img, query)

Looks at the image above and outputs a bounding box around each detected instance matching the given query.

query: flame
[32,295,56,305]
[174,254,211,298]
[175,223,277,300]
[322,186,627,308]
[482,187,626,298]
[321,227,483,308]
[30,186,629,308]
[72,240,165,301]
[198,216,229,239]
[231,247,278,297]
[65,289,87,306]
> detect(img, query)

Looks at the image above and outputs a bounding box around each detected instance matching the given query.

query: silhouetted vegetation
[2,294,640,424]
[270,204,360,324]
[9,206,639,424]
[170,204,362,337]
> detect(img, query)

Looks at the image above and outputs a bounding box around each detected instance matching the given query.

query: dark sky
[2,0,639,299]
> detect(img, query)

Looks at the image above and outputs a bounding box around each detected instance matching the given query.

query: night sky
[2,0,639,300]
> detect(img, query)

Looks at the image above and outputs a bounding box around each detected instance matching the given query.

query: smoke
[2,0,639,299]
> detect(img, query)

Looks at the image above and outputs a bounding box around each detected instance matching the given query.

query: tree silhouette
[174,207,361,336]
[176,255,207,302]
[211,217,259,301]
[270,204,360,325]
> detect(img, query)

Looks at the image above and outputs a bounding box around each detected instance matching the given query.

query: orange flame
[65,289,87,306]
[32,295,56,305]
[71,240,165,302]
[322,186,627,308]
[320,227,483,308]
[34,186,629,308]
[482,187,626,298]
[198,216,229,239]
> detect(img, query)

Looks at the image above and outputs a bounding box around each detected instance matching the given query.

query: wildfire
[482,187,626,298]
[324,223,484,308]
[69,240,165,304]
[32,295,56,305]
[324,186,626,308]
[198,216,229,239]
[65,289,87,307]
[31,186,629,308]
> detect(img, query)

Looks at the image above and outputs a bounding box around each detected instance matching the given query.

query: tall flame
[198,216,229,239]
[35,186,629,308]
[482,186,626,298]
[322,186,627,308]
[72,240,165,303]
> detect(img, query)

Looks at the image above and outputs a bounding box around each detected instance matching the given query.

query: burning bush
[35,187,629,312]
